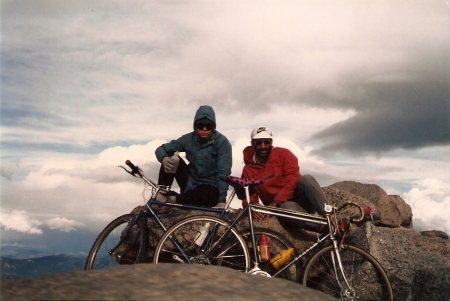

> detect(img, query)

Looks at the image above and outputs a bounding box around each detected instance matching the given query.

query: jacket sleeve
[155,136,186,162]
[215,138,232,202]
[274,149,300,202]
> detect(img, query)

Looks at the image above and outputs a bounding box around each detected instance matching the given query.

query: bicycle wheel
[241,228,298,282]
[85,214,148,270]
[302,245,393,301]
[153,216,250,272]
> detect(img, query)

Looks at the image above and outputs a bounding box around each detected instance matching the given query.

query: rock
[330,181,413,228]
[0,264,338,300]
[421,230,449,240]
[326,182,449,301]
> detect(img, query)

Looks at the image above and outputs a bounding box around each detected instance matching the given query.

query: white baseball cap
[251,126,273,140]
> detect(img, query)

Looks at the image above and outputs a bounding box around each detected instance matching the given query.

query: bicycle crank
[248,267,271,277]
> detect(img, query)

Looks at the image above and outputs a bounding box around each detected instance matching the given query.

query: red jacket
[241,146,300,205]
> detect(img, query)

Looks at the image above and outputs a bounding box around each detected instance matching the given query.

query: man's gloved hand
[162,156,174,173]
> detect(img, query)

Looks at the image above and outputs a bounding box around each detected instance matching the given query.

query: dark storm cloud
[309,51,449,157]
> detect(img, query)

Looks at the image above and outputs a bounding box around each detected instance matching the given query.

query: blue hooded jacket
[155,106,232,203]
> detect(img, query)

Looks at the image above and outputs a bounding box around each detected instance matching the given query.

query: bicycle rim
[153,216,250,272]
[241,228,298,282]
[85,214,148,270]
[302,245,393,301]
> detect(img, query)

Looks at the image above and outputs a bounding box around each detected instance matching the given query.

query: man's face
[195,122,213,140]
[252,139,272,158]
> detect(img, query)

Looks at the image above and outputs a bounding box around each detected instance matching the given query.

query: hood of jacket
[243,146,256,165]
[194,105,216,128]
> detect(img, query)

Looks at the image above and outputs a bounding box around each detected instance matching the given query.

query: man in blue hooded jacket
[155,105,232,209]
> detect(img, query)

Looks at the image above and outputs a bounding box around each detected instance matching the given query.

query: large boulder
[330,181,413,228]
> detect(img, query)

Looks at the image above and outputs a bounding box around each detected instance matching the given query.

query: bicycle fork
[330,239,355,299]
[324,208,355,299]
[109,214,144,259]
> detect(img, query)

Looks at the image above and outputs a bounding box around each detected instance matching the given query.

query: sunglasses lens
[254,140,272,146]
[196,123,212,130]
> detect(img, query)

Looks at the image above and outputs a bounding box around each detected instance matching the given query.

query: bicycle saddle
[225,175,263,188]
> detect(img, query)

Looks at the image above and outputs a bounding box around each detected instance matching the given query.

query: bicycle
[153,175,394,301]
[85,161,296,280]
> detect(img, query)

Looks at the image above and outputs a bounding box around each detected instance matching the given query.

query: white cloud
[0,209,43,234]
[98,140,166,166]
[403,178,450,233]
[44,217,84,232]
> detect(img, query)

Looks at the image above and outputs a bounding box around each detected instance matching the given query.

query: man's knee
[299,174,316,186]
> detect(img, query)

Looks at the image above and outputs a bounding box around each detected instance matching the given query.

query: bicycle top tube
[224,175,365,226]
[248,203,328,226]
[145,198,235,218]
[121,160,237,216]
[144,186,238,222]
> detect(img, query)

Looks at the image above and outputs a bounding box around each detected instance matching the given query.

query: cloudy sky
[1,0,449,258]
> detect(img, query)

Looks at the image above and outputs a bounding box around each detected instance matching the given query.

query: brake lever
[118,165,138,177]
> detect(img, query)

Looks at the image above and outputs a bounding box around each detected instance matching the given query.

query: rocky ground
[1,263,338,300]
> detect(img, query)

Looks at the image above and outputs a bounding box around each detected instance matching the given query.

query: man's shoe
[151,192,172,214]
[155,191,169,202]
[151,203,171,214]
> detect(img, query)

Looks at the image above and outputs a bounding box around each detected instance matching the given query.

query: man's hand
[242,201,278,222]
[250,203,270,222]
[162,156,174,173]
[253,201,280,222]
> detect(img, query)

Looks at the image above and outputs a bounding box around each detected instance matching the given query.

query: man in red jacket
[241,126,328,232]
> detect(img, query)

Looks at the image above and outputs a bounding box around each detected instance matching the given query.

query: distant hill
[1,254,86,279]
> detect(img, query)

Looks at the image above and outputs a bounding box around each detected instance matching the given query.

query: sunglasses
[195,123,213,131]
[253,139,272,146]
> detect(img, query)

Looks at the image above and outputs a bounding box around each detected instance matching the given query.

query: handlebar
[336,202,367,223]
[119,160,143,178]
[125,160,140,175]
[119,160,161,189]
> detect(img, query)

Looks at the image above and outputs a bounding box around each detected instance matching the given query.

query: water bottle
[194,222,210,246]
[270,247,294,269]
[258,234,271,262]
[166,152,180,174]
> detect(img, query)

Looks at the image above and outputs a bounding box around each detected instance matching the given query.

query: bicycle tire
[241,228,298,282]
[153,215,250,272]
[85,214,149,270]
[302,244,393,301]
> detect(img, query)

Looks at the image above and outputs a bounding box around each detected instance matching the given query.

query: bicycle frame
[199,185,360,293]
[260,203,362,293]
[110,162,236,260]
[151,175,392,300]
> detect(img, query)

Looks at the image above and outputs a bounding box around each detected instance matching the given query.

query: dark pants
[279,174,327,232]
[158,157,218,207]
